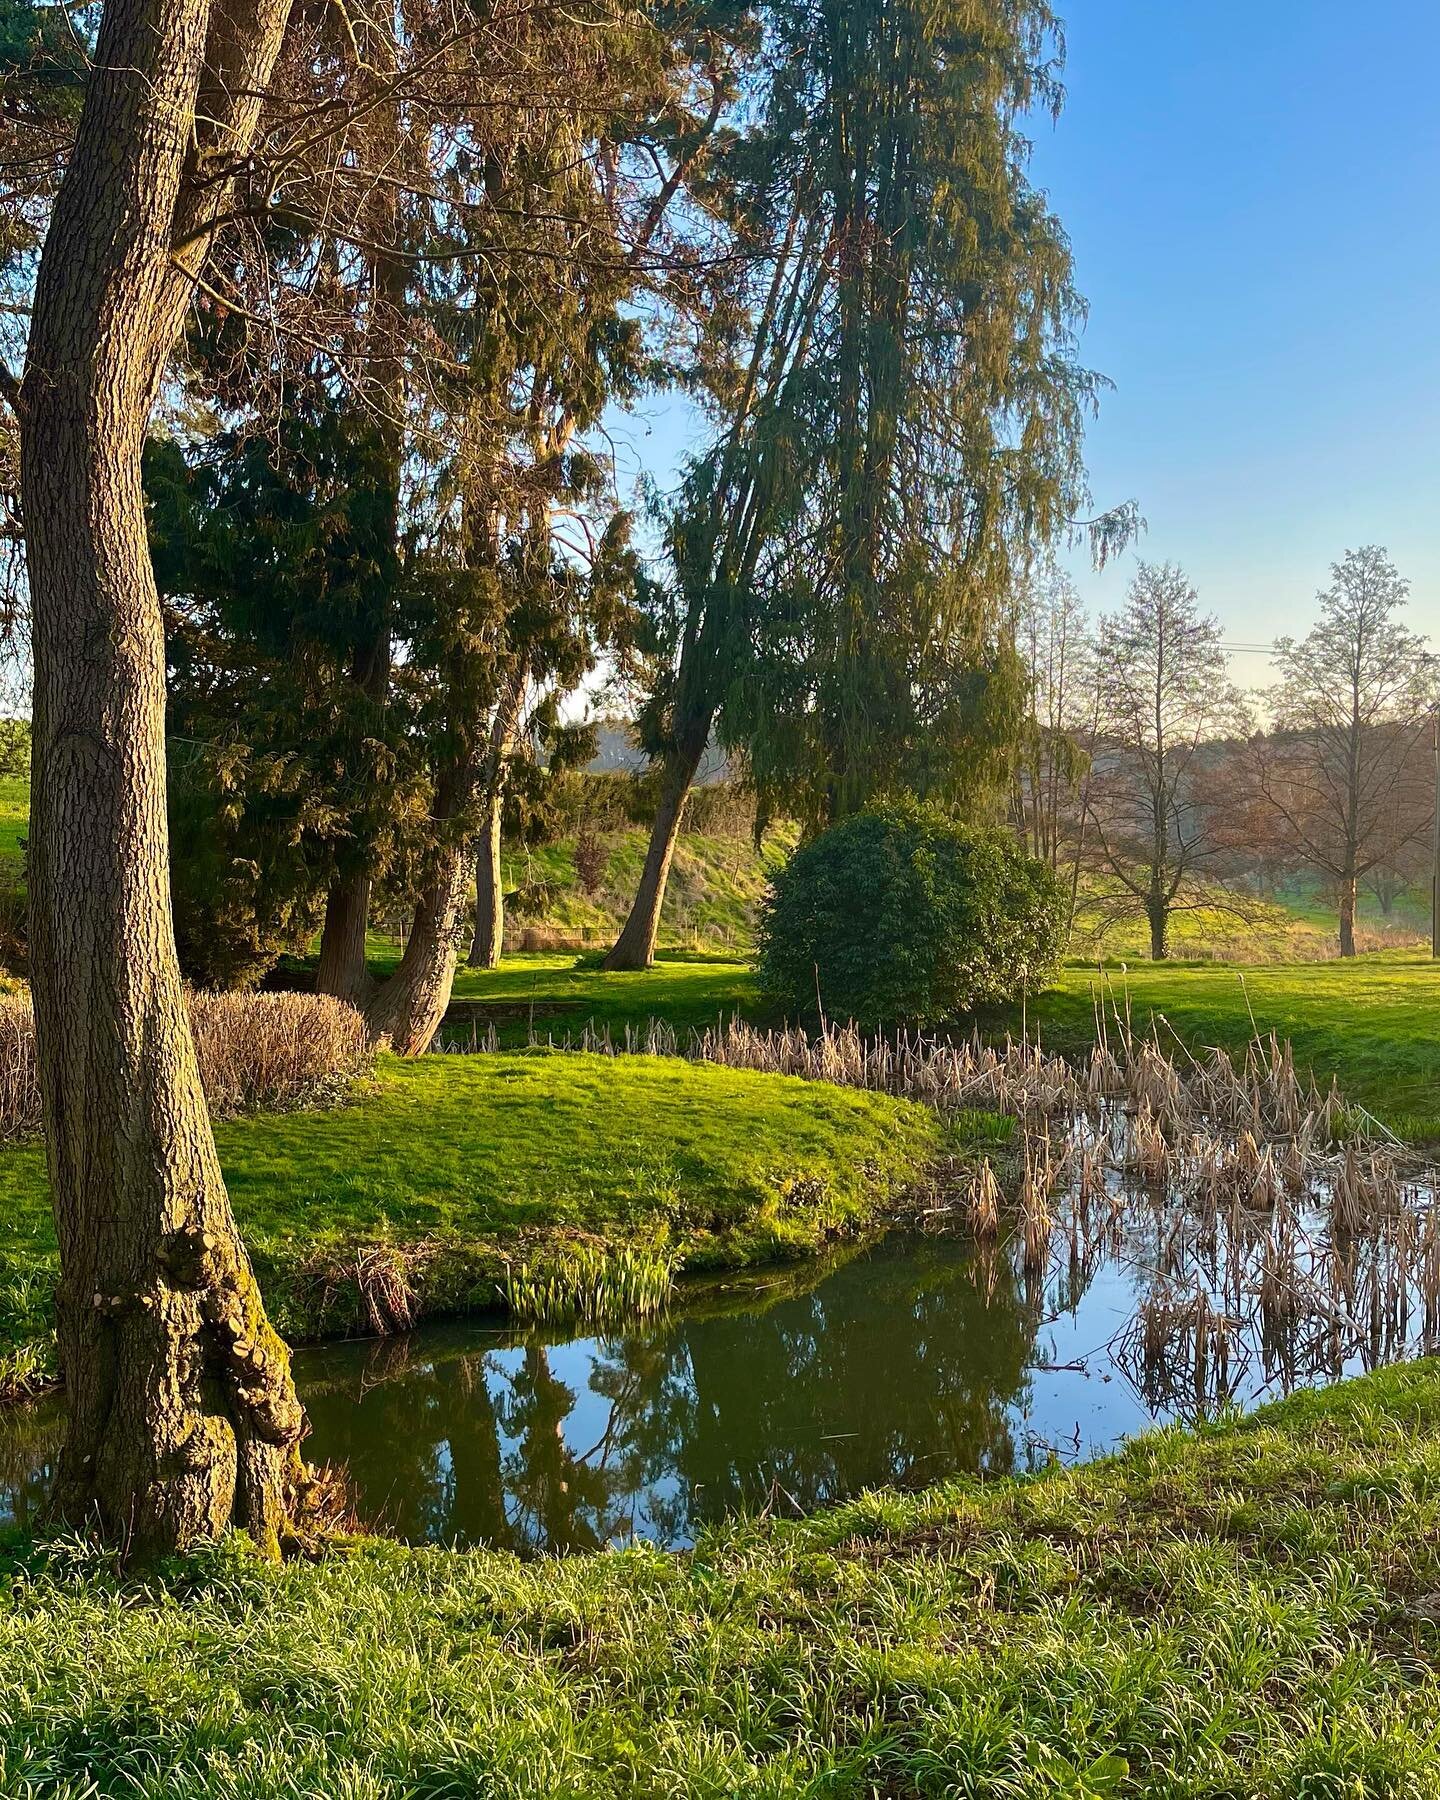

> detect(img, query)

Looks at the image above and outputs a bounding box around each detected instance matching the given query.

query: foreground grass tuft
[6,1362,1440,1794]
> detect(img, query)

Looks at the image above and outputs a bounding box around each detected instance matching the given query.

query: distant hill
[586,719,732,787]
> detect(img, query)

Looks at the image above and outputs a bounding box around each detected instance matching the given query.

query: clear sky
[611,0,1440,693]
[1031,0,1440,684]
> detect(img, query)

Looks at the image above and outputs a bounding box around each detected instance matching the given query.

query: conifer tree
[606,0,1128,968]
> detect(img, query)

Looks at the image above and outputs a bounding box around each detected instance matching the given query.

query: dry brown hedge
[0,990,370,1141]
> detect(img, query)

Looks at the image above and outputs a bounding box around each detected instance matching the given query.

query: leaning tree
[605,0,1131,969]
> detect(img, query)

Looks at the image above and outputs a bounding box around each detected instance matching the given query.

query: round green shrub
[756,802,1066,1030]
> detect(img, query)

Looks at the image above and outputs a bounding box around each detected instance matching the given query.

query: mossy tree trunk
[16,0,309,1558]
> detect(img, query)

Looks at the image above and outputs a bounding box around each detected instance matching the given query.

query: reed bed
[444,1006,1440,1424]
[503,1242,677,1326]
[0,989,370,1137]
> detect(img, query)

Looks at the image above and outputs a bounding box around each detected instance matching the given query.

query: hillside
[495,822,798,954]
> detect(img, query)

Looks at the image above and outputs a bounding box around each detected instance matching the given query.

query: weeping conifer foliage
[634,0,1108,838]
[736,0,1104,826]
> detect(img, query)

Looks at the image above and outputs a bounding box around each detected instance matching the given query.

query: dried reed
[0,989,370,1138]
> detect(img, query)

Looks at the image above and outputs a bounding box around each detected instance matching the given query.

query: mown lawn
[0,776,26,870]
[0,1051,943,1396]
[441,947,764,1041]
[1031,953,1440,1138]
[6,1360,1440,1795]
[453,950,1440,1136]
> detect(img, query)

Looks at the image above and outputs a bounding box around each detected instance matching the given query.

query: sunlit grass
[0,1051,942,1391]
[438,947,1440,1138]
[7,1361,1440,1794]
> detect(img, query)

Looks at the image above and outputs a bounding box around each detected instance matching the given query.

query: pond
[2,1197,1428,1554]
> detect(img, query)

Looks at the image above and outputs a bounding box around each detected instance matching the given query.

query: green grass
[436,947,764,1043]
[0,777,26,871]
[453,949,1440,1138]
[1071,878,1429,963]
[7,1360,1440,1794]
[494,822,798,950]
[1028,954,1440,1138]
[0,1050,943,1394]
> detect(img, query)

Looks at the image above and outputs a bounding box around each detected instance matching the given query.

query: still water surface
[0,1226,1371,1553]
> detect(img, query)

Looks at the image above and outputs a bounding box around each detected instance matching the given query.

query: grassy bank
[438,948,764,1042]
[5,1361,1440,1794]
[1032,953,1440,1139]
[0,1050,944,1398]
[457,950,1440,1137]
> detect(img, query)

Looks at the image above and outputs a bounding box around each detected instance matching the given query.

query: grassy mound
[438,948,1440,1137]
[0,1050,943,1397]
[495,822,797,951]
[5,1362,1440,1794]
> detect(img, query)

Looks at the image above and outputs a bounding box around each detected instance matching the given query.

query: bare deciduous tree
[1010,564,1093,911]
[1083,563,1250,960]
[1248,547,1434,957]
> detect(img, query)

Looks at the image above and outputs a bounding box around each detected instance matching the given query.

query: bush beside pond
[758,803,1066,1030]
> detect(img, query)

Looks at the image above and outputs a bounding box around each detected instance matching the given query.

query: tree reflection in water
[4,1173,1432,1542]
[284,1234,1044,1553]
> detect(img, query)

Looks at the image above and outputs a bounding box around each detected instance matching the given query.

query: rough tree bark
[316,873,378,1006]
[469,788,505,969]
[362,762,476,1054]
[603,732,707,971]
[16,0,310,1557]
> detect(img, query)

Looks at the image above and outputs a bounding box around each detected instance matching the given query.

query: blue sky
[1030,0,1440,680]
[614,0,1440,689]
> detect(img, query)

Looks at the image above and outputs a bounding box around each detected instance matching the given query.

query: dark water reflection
[1,1234,1169,1551]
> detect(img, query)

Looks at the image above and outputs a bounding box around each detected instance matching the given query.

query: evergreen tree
[606,0,1129,968]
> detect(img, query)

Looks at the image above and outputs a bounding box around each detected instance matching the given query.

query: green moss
[8,1361,1440,1793]
[0,1051,942,1388]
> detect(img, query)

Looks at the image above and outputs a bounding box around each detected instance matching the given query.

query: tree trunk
[468,787,505,969]
[316,87,404,1010]
[1339,872,1358,958]
[316,873,377,1005]
[363,764,476,1054]
[18,0,307,1558]
[603,736,706,971]
[363,842,475,1054]
[1147,895,1169,962]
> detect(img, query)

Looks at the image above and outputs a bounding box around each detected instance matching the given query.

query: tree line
[1011,545,1437,960]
